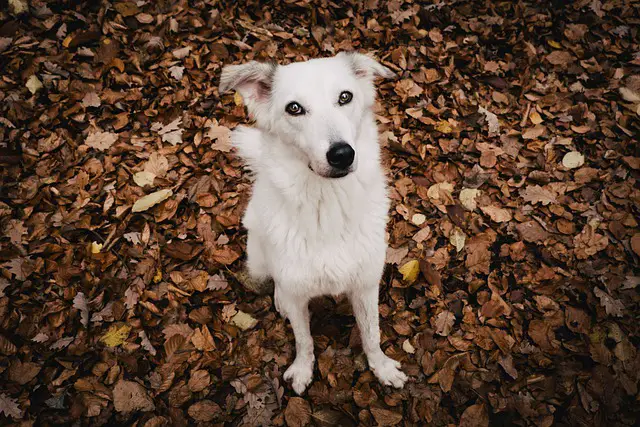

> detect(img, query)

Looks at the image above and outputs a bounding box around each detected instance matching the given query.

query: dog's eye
[285,102,305,116]
[338,91,353,105]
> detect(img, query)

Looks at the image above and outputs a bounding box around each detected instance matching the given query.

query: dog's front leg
[350,286,407,388]
[275,288,315,395]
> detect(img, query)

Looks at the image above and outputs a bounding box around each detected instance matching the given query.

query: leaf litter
[0,1,638,426]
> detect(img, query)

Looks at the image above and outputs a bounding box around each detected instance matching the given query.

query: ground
[0,0,639,426]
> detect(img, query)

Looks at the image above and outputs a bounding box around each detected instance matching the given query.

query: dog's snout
[326,142,355,170]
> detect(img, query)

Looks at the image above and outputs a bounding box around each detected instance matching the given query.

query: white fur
[220,53,407,394]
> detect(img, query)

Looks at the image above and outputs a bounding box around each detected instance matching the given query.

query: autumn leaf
[100,324,132,347]
[435,310,455,336]
[284,397,311,427]
[73,292,89,327]
[230,311,258,330]
[113,380,155,413]
[562,151,585,169]
[0,393,22,419]
[398,259,420,284]
[480,205,512,223]
[132,189,173,213]
[86,131,118,151]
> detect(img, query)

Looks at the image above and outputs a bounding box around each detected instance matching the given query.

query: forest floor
[0,0,639,426]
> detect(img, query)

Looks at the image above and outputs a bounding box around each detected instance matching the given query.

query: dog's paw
[283,359,314,395]
[369,354,408,389]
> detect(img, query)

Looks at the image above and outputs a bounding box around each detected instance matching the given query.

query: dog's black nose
[326,142,355,170]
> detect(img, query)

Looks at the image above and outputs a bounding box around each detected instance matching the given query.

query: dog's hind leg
[350,286,407,389]
[276,287,315,395]
[237,232,274,294]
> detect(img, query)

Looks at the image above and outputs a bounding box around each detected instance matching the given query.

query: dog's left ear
[339,52,396,80]
[219,61,277,104]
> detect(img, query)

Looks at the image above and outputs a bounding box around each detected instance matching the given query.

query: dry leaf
[86,131,118,151]
[370,407,403,426]
[398,259,420,284]
[81,91,101,108]
[459,188,480,211]
[113,380,155,413]
[562,151,585,169]
[100,324,132,347]
[520,185,557,206]
[480,205,512,223]
[450,227,466,253]
[0,393,22,419]
[230,311,258,330]
[26,75,43,94]
[133,171,156,187]
[73,292,89,327]
[593,288,624,317]
[435,311,455,336]
[285,397,311,427]
[132,189,173,213]
[188,400,221,422]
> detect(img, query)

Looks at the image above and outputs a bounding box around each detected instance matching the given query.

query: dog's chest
[269,184,387,293]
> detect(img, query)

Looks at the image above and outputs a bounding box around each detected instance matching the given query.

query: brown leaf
[188,400,221,422]
[370,407,403,426]
[459,402,489,427]
[284,397,311,427]
[187,370,211,392]
[113,380,155,413]
[480,205,512,223]
[8,360,41,385]
[546,50,575,65]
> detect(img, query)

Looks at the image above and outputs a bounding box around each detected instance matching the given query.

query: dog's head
[219,52,395,178]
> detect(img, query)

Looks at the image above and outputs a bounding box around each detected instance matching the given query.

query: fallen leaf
[546,50,575,65]
[285,397,311,427]
[26,75,43,94]
[520,185,557,206]
[402,339,416,354]
[133,171,156,187]
[100,324,132,347]
[370,407,403,426]
[73,292,89,327]
[81,91,101,108]
[207,122,232,152]
[459,188,480,211]
[435,311,455,336]
[562,151,585,169]
[132,189,173,213]
[593,288,624,317]
[230,311,258,330]
[459,402,489,427]
[188,400,221,422]
[0,393,22,419]
[398,259,420,284]
[168,65,184,80]
[480,205,512,223]
[450,227,466,253]
[113,380,155,413]
[86,131,118,151]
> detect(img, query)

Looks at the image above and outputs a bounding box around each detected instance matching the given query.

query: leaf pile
[1,1,639,426]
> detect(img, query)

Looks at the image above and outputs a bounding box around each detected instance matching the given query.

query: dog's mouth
[308,163,351,179]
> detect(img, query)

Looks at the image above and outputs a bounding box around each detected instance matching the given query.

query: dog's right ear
[219,61,276,107]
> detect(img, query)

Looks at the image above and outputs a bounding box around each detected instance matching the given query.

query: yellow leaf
[548,40,562,49]
[435,120,453,134]
[62,35,73,48]
[230,311,258,330]
[233,92,244,106]
[101,324,132,347]
[153,269,162,283]
[398,260,420,284]
[91,241,103,254]
[132,189,173,213]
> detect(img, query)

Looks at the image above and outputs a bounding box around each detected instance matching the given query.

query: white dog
[219,52,407,395]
